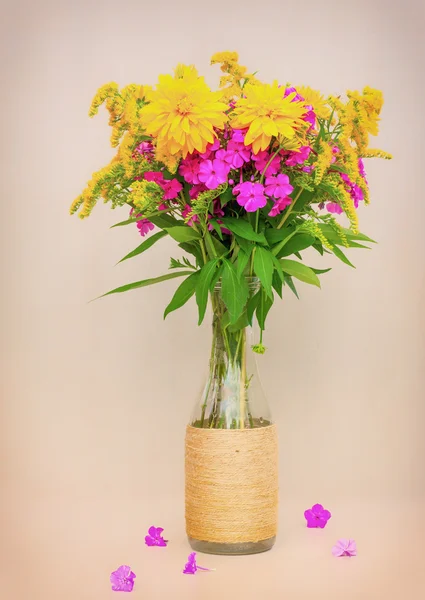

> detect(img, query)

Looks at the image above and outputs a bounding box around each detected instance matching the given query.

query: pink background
[1,0,424,598]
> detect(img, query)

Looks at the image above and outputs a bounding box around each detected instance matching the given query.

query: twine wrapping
[185,424,278,544]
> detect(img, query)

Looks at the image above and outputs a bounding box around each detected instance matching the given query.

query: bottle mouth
[213,276,260,292]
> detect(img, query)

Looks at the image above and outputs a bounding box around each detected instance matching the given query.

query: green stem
[239,329,246,429]
[277,188,303,229]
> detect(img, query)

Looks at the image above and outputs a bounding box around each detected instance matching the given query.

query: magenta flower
[110,565,136,592]
[269,196,292,217]
[198,158,230,189]
[358,158,368,183]
[236,181,267,212]
[145,526,167,547]
[285,146,311,166]
[219,140,251,169]
[304,503,332,528]
[339,173,364,207]
[326,202,343,214]
[144,171,165,185]
[182,552,214,575]
[332,539,357,557]
[179,158,201,184]
[231,128,248,143]
[136,218,154,236]
[265,174,294,199]
[252,150,281,176]
[162,178,182,200]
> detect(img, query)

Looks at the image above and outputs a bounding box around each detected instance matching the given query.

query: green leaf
[98,270,193,299]
[312,267,332,274]
[265,227,294,246]
[117,231,167,264]
[236,249,251,277]
[331,244,356,268]
[280,259,321,288]
[228,311,249,333]
[209,219,224,240]
[210,263,223,291]
[178,242,203,266]
[271,229,299,257]
[292,189,315,213]
[220,217,268,244]
[205,230,228,257]
[246,291,260,326]
[253,246,275,299]
[110,217,139,228]
[163,271,200,318]
[283,274,299,299]
[221,259,249,324]
[256,289,274,331]
[272,270,283,298]
[234,235,253,255]
[196,260,219,325]
[149,213,179,229]
[220,187,234,207]
[313,242,324,256]
[277,234,315,258]
[165,226,201,243]
[271,254,284,281]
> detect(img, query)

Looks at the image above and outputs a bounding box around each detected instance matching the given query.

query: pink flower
[236,181,267,212]
[182,552,214,575]
[182,204,199,227]
[110,565,136,592]
[162,178,182,200]
[339,173,364,207]
[198,158,230,189]
[304,503,332,528]
[200,139,220,159]
[332,539,357,557]
[179,158,201,184]
[145,526,167,547]
[265,174,294,199]
[134,141,154,155]
[268,196,292,217]
[137,218,154,236]
[304,108,316,129]
[144,171,164,185]
[326,202,343,214]
[189,183,207,199]
[285,146,311,166]
[284,86,304,102]
[231,129,247,143]
[252,150,281,176]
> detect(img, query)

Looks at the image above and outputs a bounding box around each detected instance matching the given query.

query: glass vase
[185,278,278,555]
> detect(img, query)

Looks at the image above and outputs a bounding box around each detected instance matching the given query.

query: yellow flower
[231,81,306,153]
[139,66,228,157]
[296,86,331,120]
[313,140,334,185]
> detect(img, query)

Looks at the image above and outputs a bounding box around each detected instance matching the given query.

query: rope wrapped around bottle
[185,424,278,544]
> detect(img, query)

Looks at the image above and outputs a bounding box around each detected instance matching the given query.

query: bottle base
[188,536,276,556]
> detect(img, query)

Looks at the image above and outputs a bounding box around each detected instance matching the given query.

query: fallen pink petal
[145,525,168,547]
[332,539,357,557]
[182,552,214,575]
[110,565,136,592]
[304,503,332,528]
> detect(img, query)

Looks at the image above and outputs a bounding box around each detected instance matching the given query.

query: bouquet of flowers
[70,51,390,425]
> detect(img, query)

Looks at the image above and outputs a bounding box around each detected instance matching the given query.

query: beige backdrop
[1,0,424,598]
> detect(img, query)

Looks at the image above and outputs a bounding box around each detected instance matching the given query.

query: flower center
[176,97,194,115]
